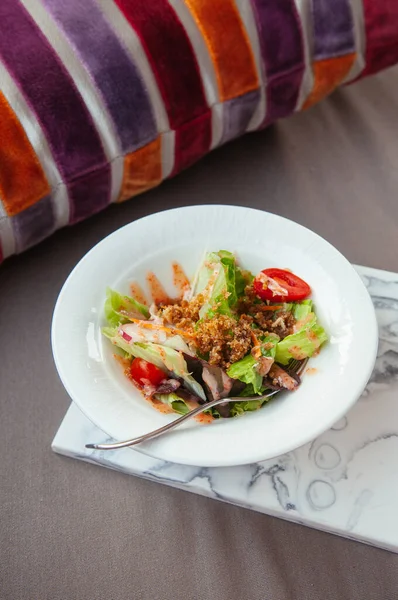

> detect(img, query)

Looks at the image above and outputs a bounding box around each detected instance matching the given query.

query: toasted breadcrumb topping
[159,285,296,369]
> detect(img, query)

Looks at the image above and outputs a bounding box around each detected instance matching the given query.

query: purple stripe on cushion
[221,90,260,144]
[250,0,304,126]
[0,0,111,222]
[41,0,157,153]
[69,166,111,222]
[12,195,55,252]
[312,0,355,59]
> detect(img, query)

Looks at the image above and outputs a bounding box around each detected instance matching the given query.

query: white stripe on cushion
[294,0,315,111]
[234,0,267,131]
[344,0,366,83]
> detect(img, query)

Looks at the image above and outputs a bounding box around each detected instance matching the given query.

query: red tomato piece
[130,358,166,387]
[253,268,311,303]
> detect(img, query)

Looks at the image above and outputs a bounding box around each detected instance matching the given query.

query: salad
[102,251,327,419]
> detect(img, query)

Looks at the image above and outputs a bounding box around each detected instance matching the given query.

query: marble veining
[52,266,398,554]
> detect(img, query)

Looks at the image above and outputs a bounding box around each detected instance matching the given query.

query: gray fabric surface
[1,67,398,600]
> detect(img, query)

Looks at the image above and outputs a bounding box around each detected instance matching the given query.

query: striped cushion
[0,0,397,261]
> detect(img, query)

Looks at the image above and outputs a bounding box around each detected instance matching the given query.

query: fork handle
[85,396,239,450]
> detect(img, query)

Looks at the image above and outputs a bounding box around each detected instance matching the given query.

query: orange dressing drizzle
[151,399,174,414]
[172,262,190,297]
[130,282,148,306]
[195,412,214,424]
[305,367,318,376]
[146,271,170,305]
[113,354,131,369]
[123,317,195,339]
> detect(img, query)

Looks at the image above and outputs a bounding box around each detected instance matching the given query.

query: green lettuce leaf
[218,250,239,307]
[102,326,133,357]
[163,335,191,353]
[259,334,278,358]
[104,287,149,326]
[293,299,313,321]
[227,354,263,395]
[197,253,231,318]
[275,308,327,364]
[218,250,251,307]
[155,393,192,415]
[238,382,268,397]
[194,251,252,318]
[230,399,265,417]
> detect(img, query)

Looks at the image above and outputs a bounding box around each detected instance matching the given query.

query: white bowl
[52,205,378,467]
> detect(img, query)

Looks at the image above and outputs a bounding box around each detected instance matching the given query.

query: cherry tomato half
[130,358,166,387]
[253,268,311,303]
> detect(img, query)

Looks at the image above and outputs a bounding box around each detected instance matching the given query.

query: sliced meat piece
[141,381,157,397]
[215,402,231,418]
[202,364,232,401]
[202,364,236,417]
[155,379,181,395]
[182,352,245,417]
[263,379,281,391]
[175,388,204,405]
[182,352,233,401]
[230,379,246,397]
[255,356,274,377]
[268,364,299,391]
[284,365,301,385]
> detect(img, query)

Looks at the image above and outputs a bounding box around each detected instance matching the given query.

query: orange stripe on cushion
[117,137,162,203]
[0,92,50,217]
[303,54,355,109]
[185,0,259,101]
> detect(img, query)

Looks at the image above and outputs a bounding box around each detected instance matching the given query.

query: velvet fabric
[360,1,398,78]
[118,138,162,202]
[0,92,50,216]
[0,0,397,260]
[185,0,260,143]
[0,0,111,225]
[250,0,305,126]
[115,0,211,174]
[303,0,356,109]
[42,0,158,153]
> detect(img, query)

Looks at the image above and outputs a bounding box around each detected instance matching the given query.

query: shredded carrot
[124,317,196,340]
[250,330,262,359]
[256,305,283,311]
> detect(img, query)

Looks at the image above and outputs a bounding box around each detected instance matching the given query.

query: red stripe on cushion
[114,0,211,173]
[172,111,212,176]
[360,1,398,78]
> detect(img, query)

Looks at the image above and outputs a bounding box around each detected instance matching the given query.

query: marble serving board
[52,265,398,553]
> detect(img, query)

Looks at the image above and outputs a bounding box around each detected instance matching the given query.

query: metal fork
[86,359,307,451]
